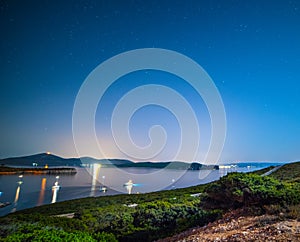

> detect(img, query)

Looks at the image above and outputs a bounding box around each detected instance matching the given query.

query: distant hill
[0,153,133,167]
[80,157,134,166]
[0,153,79,167]
[114,161,217,170]
[0,153,217,170]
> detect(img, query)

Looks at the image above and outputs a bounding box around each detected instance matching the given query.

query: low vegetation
[0,183,218,241]
[269,161,300,183]
[201,172,300,209]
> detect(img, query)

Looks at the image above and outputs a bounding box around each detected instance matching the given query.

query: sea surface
[0,164,271,217]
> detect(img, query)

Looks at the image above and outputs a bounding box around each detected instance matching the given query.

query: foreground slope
[161,162,300,242]
[160,209,300,241]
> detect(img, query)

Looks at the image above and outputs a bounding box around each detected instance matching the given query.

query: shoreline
[0,166,77,175]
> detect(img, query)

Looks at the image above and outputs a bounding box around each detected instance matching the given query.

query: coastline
[0,166,77,175]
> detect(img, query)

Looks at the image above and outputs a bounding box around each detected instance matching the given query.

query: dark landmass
[0,166,77,175]
[1,153,283,170]
[113,161,218,170]
[0,153,218,170]
[0,153,80,167]
[0,161,299,241]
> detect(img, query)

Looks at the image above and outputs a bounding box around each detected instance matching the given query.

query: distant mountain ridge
[0,153,218,170]
[1,153,285,170]
[0,153,131,167]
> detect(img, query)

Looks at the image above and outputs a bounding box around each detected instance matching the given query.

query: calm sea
[0,165,266,217]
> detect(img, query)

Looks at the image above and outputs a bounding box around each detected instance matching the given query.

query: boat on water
[0,202,11,208]
[99,186,107,192]
[123,180,133,194]
[51,181,60,203]
[123,180,133,187]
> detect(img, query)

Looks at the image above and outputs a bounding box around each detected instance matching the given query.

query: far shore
[0,166,77,175]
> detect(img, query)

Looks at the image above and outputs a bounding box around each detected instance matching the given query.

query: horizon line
[0,152,298,164]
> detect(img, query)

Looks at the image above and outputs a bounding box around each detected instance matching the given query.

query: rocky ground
[159,209,300,242]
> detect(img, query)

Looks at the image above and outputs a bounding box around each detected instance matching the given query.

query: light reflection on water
[0,166,261,216]
[90,164,101,197]
[37,178,47,206]
[11,175,23,213]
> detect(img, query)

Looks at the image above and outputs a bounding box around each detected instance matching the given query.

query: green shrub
[1,224,116,242]
[202,172,300,209]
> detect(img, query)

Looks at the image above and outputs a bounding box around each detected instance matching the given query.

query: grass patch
[269,161,300,182]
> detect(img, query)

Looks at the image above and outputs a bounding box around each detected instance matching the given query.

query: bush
[202,172,300,209]
[77,199,220,241]
[1,224,117,242]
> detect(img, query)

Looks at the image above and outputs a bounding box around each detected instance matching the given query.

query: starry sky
[1,0,300,162]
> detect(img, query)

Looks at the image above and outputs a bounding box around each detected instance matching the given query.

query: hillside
[0,153,143,167]
[269,161,300,182]
[0,153,80,167]
[160,209,300,241]
[0,153,217,170]
[161,161,300,241]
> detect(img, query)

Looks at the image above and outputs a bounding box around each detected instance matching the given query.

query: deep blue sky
[1,0,299,162]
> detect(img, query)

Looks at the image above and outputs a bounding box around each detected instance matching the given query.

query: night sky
[1,0,300,162]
